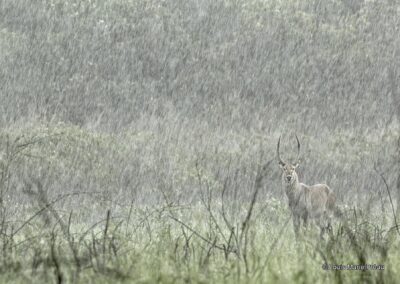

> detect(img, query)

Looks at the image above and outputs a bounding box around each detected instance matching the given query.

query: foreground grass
[1,201,399,283]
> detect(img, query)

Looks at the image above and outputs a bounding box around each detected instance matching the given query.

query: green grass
[1,199,398,283]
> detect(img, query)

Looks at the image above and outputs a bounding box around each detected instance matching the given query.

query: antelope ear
[278,161,285,168]
[294,161,300,168]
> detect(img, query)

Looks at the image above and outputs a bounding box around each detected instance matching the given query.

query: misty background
[0,0,399,216]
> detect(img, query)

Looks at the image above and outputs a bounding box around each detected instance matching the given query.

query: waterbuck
[277,135,336,238]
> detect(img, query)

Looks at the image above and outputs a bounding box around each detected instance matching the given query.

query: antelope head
[277,135,301,185]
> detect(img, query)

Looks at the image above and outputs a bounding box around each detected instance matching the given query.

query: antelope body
[277,135,336,238]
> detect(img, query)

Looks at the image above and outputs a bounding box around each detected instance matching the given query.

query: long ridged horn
[277,135,285,166]
[295,134,301,164]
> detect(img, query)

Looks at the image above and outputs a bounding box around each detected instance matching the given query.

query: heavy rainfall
[0,0,399,283]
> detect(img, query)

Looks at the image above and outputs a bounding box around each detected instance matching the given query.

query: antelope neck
[284,177,301,202]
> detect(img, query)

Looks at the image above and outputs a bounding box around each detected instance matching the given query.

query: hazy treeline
[1,0,399,131]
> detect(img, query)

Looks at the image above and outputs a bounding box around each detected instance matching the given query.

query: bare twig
[374,164,400,237]
[168,214,237,255]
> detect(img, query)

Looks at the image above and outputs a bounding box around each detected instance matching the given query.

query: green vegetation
[0,0,399,283]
